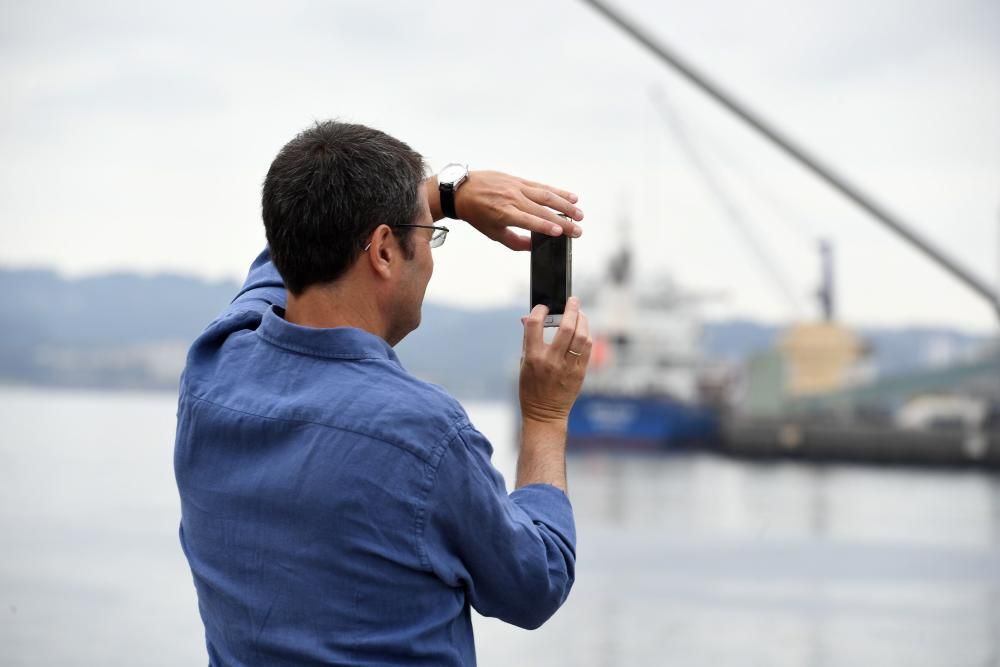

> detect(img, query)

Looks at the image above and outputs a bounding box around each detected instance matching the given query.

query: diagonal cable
[650,86,805,319]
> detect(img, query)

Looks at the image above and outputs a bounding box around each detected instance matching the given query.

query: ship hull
[567,394,719,452]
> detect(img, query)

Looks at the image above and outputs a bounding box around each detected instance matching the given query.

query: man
[175,120,592,665]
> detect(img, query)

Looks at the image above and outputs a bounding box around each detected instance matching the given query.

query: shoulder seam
[256,330,394,363]
[182,388,456,465]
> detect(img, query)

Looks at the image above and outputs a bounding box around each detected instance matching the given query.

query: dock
[721,416,1000,468]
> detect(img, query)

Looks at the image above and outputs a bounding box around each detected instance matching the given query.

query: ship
[567,242,723,452]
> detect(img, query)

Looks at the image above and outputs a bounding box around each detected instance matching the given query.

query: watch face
[439,164,467,186]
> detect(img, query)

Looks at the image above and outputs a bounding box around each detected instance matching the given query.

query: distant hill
[701,318,992,377]
[0,268,239,389]
[0,266,992,397]
[0,266,527,396]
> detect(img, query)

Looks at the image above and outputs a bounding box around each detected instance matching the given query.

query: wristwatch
[437,163,468,219]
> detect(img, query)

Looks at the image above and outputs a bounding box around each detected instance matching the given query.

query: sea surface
[1,387,998,666]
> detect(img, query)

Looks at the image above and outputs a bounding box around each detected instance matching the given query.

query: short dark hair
[262,121,426,294]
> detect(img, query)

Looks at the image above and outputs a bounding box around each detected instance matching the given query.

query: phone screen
[530,232,571,315]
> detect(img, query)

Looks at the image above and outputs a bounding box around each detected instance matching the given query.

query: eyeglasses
[393,224,450,248]
[364,224,450,253]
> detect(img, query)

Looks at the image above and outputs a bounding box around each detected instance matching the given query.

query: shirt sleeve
[227,247,287,315]
[420,424,576,630]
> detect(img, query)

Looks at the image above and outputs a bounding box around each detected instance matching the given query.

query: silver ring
[567,350,583,357]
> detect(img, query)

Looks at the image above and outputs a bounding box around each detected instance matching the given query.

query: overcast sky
[2,0,998,332]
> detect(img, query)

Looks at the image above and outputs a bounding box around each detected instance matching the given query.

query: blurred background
[1,0,998,665]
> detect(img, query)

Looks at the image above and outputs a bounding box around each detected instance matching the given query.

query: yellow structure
[779,323,866,397]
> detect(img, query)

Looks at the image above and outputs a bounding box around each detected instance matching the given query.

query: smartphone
[530,231,572,327]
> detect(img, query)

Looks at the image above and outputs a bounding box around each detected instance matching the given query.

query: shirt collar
[256,305,400,363]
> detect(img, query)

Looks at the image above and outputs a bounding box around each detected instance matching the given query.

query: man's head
[262,121,427,295]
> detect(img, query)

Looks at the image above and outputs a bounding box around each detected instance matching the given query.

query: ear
[366,224,396,280]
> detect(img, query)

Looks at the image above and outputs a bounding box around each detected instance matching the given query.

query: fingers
[496,227,531,252]
[522,186,584,223]
[522,304,548,356]
[549,297,581,356]
[569,312,593,362]
[522,179,580,206]
[523,201,577,236]
[506,207,580,239]
[518,196,583,238]
[520,187,583,238]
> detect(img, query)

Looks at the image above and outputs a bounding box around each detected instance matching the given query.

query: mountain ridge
[1,266,991,397]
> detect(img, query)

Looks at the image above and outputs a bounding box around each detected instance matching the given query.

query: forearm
[425,426,576,630]
[516,417,568,493]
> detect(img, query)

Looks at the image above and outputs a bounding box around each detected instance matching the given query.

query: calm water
[1,387,998,666]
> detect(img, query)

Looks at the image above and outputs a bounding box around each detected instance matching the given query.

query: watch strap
[438,163,468,220]
[440,182,458,219]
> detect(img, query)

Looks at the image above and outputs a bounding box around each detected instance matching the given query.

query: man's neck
[284,282,386,339]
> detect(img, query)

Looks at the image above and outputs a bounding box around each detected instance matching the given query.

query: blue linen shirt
[174,249,576,666]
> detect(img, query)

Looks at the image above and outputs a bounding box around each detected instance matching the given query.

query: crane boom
[581,0,1000,323]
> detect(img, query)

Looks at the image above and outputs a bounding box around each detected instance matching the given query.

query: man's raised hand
[427,170,584,251]
[519,297,592,425]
